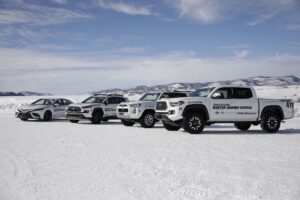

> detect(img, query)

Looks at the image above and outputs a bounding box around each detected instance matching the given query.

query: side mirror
[212,92,223,99]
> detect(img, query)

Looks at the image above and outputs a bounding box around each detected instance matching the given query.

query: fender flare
[92,108,104,116]
[260,106,284,120]
[182,105,209,121]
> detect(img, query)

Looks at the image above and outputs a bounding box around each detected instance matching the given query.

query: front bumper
[117,107,143,120]
[155,112,182,126]
[65,112,91,120]
[15,111,41,119]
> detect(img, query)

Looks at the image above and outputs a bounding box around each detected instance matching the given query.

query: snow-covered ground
[0,86,300,200]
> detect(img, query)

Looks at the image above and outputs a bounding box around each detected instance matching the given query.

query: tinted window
[211,88,233,99]
[233,88,253,99]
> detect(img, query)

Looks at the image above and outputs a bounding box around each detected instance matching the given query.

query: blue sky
[0,0,300,94]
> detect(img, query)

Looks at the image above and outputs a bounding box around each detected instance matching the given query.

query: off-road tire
[163,123,181,131]
[121,119,135,126]
[140,112,155,128]
[43,111,52,121]
[91,111,102,124]
[183,113,205,134]
[260,113,281,133]
[234,122,251,131]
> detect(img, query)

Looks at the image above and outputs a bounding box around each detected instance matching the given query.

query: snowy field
[0,86,300,200]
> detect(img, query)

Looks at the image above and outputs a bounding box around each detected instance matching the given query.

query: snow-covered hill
[97,75,300,94]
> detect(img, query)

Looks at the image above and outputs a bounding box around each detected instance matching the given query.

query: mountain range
[96,75,300,94]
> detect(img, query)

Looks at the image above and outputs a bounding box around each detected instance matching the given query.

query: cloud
[0,4,91,25]
[0,47,299,93]
[233,50,250,59]
[98,0,154,16]
[167,0,298,24]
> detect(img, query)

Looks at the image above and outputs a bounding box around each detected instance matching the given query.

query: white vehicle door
[209,87,236,121]
[233,88,258,121]
[53,99,66,119]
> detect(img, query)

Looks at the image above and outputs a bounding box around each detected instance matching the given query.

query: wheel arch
[182,105,209,121]
[260,106,284,120]
[92,108,104,116]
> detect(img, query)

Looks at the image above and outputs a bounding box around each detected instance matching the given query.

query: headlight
[33,108,44,111]
[82,105,92,109]
[170,101,185,107]
[130,103,141,107]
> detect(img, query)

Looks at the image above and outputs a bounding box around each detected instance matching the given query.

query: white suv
[117,92,188,128]
[66,94,127,124]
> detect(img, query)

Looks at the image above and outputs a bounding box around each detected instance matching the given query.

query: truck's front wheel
[260,113,281,133]
[183,113,205,134]
[234,122,251,131]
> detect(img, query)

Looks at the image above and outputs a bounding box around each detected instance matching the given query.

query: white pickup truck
[155,86,294,134]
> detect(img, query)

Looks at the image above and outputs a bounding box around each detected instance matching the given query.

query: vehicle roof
[204,85,253,89]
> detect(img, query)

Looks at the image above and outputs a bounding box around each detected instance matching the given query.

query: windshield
[159,93,187,99]
[139,93,160,101]
[190,87,215,97]
[31,99,52,105]
[82,96,105,103]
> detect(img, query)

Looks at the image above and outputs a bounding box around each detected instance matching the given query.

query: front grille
[67,106,81,112]
[118,108,128,113]
[156,101,167,111]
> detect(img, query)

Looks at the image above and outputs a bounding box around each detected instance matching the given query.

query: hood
[18,104,49,111]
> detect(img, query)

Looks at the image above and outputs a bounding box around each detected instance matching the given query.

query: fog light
[133,108,136,114]
[168,110,175,115]
[83,110,89,113]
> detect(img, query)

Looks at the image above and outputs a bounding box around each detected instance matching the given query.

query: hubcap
[267,117,278,129]
[145,115,154,126]
[189,116,201,130]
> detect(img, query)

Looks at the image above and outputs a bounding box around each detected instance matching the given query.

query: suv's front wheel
[183,113,205,134]
[91,111,102,124]
[140,112,155,128]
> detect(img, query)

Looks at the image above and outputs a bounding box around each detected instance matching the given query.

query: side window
[174,93,187,98]
[63,99,72,105]
[53,99,62,106]
[211,88,233,99]
[107,97,114,104]
[233,88,253,99]
[118,97,126,103]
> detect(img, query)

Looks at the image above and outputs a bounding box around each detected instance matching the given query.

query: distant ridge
[0,91,52,96]
[96,75,300,94]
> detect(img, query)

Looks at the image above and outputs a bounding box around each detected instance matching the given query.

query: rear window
[233,88,253,99]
